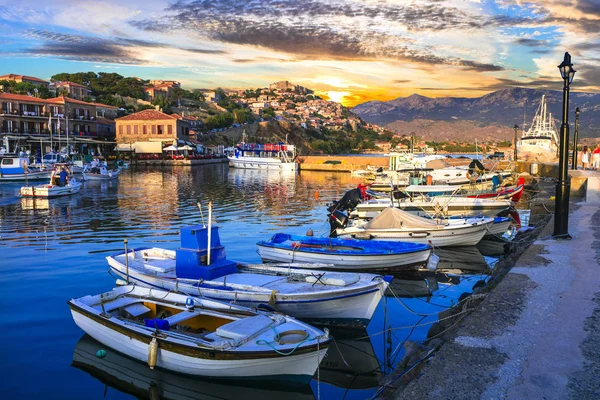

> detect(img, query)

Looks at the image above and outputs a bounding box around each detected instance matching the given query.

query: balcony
[71,114,95,121]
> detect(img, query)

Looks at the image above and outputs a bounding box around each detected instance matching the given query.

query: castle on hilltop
[269,80,313,95]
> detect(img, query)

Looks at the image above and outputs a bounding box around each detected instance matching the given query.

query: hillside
[353,88,600,138]
[386,119,515,142]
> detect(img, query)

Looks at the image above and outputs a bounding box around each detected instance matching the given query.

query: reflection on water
[0,165,501,399]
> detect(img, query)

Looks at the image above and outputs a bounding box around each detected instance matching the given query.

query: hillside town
[1,73,391,156]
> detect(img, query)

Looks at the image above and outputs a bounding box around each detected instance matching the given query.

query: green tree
[152,94,171,113]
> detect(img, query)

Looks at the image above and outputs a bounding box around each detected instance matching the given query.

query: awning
[116,143,136,151]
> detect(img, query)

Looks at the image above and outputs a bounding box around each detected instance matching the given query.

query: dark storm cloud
[514,38,549,47]
[130,0,504,71]
[21,29,226,64]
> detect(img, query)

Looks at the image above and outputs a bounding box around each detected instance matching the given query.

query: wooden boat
[107,224,391,325]
[334,207,493,247]
[72,334,315,400]
[0,155,52,181]
[256,233,432,270]
[83,164,119,180]
[69,285,331,381]
[20,166,82,198]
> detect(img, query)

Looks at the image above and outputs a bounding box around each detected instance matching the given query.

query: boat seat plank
[216,315,273,340]
[164,310,204,326]
[123,303,151,317]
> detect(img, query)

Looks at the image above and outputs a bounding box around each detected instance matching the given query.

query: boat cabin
[0,155,30,175]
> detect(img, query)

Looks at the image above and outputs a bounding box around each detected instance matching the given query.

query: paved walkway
[395,176,600,400]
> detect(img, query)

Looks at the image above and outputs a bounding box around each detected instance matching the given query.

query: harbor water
[0,165,504,399]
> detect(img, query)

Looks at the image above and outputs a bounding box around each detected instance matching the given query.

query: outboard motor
[328,209,348,238]
[327,188,363,213]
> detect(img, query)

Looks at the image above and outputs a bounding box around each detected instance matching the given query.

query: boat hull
[257,245,430,270]
[352,200,512,219]
[70,306,327,381]
[20,181,82,198]
[338,222,489,247]
[86,171,119,180]
[108,262,385,324]
[0,170,52,181]
[228,156,297,171]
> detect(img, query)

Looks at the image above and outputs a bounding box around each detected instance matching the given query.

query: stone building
[0,74,49,88]
[115,109,190,145]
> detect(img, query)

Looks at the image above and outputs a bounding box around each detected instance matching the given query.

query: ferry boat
[517,95,559,160]
[228,132,297,171]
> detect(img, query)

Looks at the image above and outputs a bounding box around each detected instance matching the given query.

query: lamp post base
[552,233,573,240]
[553,179,571,238]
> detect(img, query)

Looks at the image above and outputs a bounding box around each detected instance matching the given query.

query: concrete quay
[390,172,600,400]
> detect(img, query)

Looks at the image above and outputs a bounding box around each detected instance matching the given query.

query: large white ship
[517,95,559,160]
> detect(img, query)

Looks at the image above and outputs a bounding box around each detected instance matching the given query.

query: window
[2,158,14,165]
[119,125,123,135]
[134,125,138,135]
[143,125,147,135]
[158,125,163,135]
[167,125,172,135]
[126,125,131,135]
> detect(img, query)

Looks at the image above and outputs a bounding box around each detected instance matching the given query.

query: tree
[234,108,255,124]
[137,104,156,112]
[262,107,276,119]
[152,94,171,113]
[171,87,187,107]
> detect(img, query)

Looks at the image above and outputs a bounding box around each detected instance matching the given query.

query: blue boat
[257,233,433,270]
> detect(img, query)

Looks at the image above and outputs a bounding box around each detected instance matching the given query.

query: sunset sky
[0,0,598,106]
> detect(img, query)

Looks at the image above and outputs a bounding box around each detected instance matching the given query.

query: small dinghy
[107,223,391,326]
[333,207,493,247]
[83,163,119,180]
[20,165,82,198]
[256,234,432,270]
[69,285,331,381]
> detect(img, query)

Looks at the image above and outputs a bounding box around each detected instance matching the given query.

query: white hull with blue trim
[106,224,389,325]
[256,234,431,270]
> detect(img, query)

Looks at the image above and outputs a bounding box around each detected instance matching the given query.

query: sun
[325,91,351,104]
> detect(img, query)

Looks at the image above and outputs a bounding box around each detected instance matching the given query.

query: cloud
[130,0,504,72]
[514,38,549,47]
[19,28,226,64]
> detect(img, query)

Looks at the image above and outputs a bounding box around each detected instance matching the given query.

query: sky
[0,0,598,107]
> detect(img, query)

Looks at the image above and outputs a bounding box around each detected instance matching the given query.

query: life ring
[275,329,309,344]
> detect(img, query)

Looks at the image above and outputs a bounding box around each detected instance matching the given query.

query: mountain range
[352,87,600,139]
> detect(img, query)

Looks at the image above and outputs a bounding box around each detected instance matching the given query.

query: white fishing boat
[72,334,316,399]
[69,285,331,381]
[20,167,82,198]
[256,233,432,270]
[83,163,120,180]
[349,195,513,219]
[0,155,52,181]
[333,207,493,247]
[107,221,390,325]
[228,132,297,171]
[517,95,559,160]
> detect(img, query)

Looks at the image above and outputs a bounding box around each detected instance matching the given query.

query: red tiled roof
[115,109,177,121]
[54,81,89,89]
[45,96,94,106]
[0,74,48,83]
[170,113,182,119]
[0,93,47,103]
[92,102,117,109]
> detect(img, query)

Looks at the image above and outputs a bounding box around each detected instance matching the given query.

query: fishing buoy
[269,290,277,305]
[148,337,158,369]
[306,228,314,236]
[96,349,107,359]
[314,190,319,200]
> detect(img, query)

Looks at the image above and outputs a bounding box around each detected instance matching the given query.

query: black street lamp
[513,124,519,161]
[572,107,580,170]
[554,52,575,239]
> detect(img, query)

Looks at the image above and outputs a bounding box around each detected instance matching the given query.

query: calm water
[0,165,498,399]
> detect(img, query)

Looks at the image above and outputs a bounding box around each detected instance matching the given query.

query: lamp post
[554,52,575,239]
[513,124,519,161]
[572,107,580,170]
